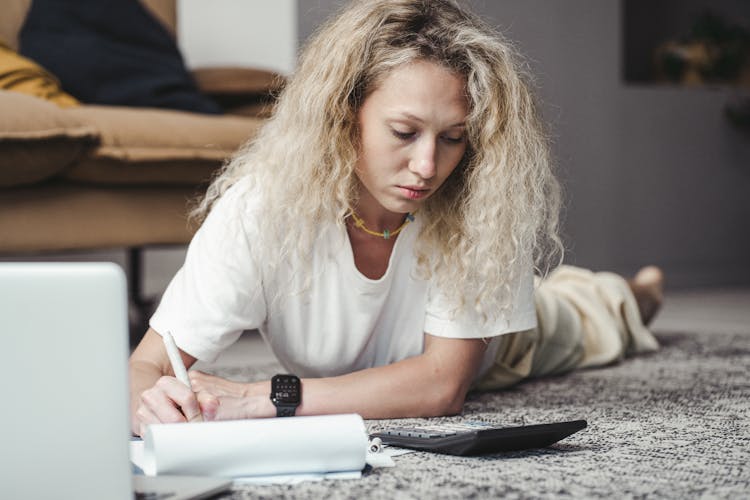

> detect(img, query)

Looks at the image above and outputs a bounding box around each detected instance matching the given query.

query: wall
[298,0,750,287]
[178,0,297,75]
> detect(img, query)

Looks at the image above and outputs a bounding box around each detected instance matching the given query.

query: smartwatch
[270,374,301,417]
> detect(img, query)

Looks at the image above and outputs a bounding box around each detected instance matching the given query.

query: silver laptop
[0,262,231,500]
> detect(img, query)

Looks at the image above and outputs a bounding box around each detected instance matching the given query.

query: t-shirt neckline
[340,216,418,288]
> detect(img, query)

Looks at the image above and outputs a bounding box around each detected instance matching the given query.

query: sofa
[0,0,281,337]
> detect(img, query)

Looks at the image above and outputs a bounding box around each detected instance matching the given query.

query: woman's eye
[441,134,465,144]
[391,129,415,140]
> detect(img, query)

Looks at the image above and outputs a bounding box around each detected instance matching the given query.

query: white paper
[365,445,416,468]
[136,414,367,478]
[365,450,395,468]
[233,470,362,485]
[132,441,362,484]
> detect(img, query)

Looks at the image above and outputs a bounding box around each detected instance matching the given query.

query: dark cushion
[18,0,221,114]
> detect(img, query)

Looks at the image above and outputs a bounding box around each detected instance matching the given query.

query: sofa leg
[127,247,155,346]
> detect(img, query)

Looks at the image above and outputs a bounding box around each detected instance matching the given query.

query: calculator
[370,419,587,456]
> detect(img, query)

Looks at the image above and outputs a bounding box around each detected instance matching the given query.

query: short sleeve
[149,179,266,362]
[423,265,537,339]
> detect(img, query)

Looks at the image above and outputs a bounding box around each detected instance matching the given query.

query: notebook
[0,262,231,500]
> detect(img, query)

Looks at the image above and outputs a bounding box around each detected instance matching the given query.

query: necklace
[349,212,415,240]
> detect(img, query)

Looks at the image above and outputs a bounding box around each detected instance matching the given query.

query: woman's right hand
[132,375,219,437]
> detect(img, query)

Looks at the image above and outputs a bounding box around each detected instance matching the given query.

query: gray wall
[298,0,750,288]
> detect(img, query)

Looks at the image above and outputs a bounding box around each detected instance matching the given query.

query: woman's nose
[409,139,437,179]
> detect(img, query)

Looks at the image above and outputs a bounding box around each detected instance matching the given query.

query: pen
[162,330,193,390]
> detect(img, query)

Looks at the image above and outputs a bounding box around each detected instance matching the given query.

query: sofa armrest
[191,67,285,117]
[192,67,285,95]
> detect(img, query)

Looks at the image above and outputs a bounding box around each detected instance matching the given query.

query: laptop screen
[0,262,133,499]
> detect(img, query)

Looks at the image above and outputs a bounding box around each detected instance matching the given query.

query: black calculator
[370,419,587,456]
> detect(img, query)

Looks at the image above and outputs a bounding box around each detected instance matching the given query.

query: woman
[129,0,663,437]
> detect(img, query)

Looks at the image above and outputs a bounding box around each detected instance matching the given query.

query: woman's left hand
[189,371,249,398]
[188,371,275,419]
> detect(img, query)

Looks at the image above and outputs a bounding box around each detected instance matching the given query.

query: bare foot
[627,266,664,326]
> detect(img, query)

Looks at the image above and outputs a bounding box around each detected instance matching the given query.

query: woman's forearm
[300,357,467,418]
[231,336,486,420]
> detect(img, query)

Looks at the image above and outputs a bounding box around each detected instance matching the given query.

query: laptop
[0,262,231,500]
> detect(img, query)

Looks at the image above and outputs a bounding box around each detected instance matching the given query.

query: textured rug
[208,330,749,499]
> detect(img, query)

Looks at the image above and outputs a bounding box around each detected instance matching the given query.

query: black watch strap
[276,405,297,417]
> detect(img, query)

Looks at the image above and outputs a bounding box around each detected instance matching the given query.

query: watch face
[271,374,301,405]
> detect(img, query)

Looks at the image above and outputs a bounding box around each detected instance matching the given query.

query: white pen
[162,330,193,390]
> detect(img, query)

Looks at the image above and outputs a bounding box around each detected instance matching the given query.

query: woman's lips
[398,186,430,200]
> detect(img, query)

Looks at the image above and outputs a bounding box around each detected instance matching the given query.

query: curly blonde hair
[192,0,562,319]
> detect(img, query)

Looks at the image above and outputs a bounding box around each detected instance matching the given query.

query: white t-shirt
[150,177,536,379]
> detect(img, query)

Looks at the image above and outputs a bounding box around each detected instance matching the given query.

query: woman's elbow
[429,383,468,416]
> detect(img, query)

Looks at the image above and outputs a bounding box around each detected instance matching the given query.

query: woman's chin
[361,191,426,216]
[384,200,421,215]
[385,193,429,213]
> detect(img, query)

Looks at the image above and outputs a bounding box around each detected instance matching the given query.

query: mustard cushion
[0,40,79,108]
[0,91,98,187]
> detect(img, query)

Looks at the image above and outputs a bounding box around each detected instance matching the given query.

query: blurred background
[463,0,749,289]
[1,0,748,342]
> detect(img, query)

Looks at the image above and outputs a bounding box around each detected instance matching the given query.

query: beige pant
[474,265,660,391]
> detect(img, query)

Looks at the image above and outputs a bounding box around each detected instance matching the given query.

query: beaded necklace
[349,212,415,240]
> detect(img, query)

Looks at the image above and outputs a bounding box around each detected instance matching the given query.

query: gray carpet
[211,329,749,499]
